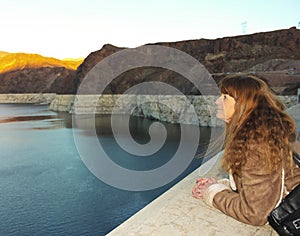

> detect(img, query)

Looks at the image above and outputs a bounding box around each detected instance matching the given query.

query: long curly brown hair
[219,75,296,174]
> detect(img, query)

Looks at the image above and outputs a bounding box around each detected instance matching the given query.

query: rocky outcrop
[156,27,300,73]
[75,44,125,89]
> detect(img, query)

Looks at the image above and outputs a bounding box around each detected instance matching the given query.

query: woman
[192,75,300,226]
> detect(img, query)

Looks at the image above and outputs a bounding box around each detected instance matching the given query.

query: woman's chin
[216,114,229,123]
[216,112,224,121]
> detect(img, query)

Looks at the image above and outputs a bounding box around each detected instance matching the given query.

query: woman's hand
[192,177,216,199]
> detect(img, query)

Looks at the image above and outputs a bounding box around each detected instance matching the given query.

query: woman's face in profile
[215,94,236,123]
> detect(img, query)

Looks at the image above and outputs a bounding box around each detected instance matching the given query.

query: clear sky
[1,0,299,59]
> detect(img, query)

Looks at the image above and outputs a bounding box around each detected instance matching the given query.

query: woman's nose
[215,97,221,105]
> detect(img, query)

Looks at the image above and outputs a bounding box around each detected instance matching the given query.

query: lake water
[0,104,212,236]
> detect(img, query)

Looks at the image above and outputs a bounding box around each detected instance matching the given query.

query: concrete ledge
[107,157,276,236]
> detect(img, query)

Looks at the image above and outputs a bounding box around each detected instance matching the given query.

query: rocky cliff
[75,27,300,95]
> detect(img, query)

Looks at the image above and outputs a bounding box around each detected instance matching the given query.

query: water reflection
[0,104,212,159]
[0,115,56,123]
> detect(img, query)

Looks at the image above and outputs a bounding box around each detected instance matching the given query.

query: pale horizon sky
[1,0,299,59]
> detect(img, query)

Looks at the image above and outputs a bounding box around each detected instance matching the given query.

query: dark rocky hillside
[75,27,300,95]
[0,67,76,94]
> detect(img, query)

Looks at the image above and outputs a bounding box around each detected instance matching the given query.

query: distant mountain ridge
[0,53,82,94]
[0,51,10,58]
[0,53,83,74]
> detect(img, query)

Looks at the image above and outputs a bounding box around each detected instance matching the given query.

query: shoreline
[0,93,56,104]
[0,93,297,127]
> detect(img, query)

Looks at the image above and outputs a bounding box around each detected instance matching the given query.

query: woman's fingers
[193,177,217,199]
[192,183,206,199]
[193,178,217,199]
[196,178,209,185]
[192,189,203,199]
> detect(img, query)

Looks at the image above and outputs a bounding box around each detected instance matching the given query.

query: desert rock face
[75,27,300,95]
[75,44,125,88]
[78,27,300,75]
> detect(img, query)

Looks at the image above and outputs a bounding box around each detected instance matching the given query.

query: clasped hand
[192,177,216,199]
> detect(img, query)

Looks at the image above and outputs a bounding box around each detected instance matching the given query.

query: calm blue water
[0,104,211,236]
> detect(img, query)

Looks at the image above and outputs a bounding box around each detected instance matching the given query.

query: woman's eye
[223,95,227,100]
